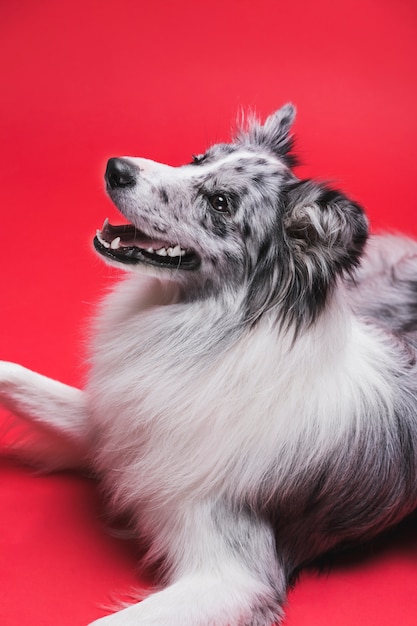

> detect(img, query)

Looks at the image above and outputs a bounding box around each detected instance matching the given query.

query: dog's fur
[2,104,417,625]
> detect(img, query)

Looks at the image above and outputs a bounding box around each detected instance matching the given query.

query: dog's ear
[244,180,367,330]
[283,180,368,277]
[236,103,297,166]
[243,180,367,329]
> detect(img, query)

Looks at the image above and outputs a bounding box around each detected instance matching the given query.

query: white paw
[87,602,161,626]
[86,571,277,626]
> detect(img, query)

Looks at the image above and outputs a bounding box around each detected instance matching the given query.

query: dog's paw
[87,602,163,626]
[86,584,281,626]
[87,604,177,626]
[86,569,283,626]
[87,606,158,626]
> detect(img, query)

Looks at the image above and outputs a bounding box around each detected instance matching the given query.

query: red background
[1,0,417,624]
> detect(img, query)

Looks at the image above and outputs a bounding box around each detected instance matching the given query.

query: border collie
[2,104,417,625]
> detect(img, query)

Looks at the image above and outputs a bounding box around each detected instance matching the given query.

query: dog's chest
[85,282,253,498]
[85,283,317,508]
[85,276,404,514]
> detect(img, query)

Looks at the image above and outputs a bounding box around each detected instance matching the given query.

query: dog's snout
[105,157,137,190]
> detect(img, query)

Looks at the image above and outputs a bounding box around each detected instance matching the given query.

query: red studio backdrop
[1,1,417,624]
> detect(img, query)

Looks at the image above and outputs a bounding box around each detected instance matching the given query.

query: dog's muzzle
[95,158,200,270]
[105,157,137,190]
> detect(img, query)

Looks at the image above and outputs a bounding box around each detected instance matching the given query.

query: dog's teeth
[96,230,110,248]
[167,247,176,257]
[102,218,109,230]
[155,248,168,256]
[170,245,182,257]
[146,247,155,253]
[110,237,121,250]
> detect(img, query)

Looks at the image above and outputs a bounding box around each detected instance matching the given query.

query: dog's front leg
[0,361,89,468]
[89,502,287,626]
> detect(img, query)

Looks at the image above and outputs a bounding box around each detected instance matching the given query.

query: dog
[1,104,417,625]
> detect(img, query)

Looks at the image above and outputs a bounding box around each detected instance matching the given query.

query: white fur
[0,263,407,624]
[89,278,396,510]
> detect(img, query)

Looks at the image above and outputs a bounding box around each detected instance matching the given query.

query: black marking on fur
[251,173,266,186]
[152,223,168,234]
[191,154,208,165]
[254,158,268,167]
[242,221,252,238]
[159,188,169,204]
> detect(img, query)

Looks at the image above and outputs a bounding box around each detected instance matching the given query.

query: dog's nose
[105,158,137,189]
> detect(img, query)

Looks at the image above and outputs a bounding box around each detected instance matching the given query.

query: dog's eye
[208,194,229,213]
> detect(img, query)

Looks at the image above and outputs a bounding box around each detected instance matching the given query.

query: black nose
[105,157,137,189]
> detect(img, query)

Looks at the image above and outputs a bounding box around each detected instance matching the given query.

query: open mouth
[93,219,200,270]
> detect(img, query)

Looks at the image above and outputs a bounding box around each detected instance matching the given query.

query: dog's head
[95,104,368,329]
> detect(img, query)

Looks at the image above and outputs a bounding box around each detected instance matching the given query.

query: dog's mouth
[93,219,200,270]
